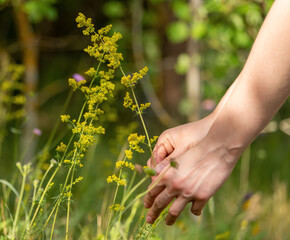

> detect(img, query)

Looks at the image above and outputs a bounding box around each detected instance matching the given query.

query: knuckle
[161,173,169,182]
[171,177,185,192]
[160,129,170,138]
[182,189,194,199]
[171,178,184,192]
[195,190,209,202]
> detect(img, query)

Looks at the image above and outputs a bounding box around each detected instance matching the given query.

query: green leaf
[234,31,251,48]
[103,1,125,18]
[175,53,190,75]
[172,0,191,21]
[191,20,207,40]
[229,13,244,30]
[167,21,189,43]
[24,0,57,23]
[0,179,20,198]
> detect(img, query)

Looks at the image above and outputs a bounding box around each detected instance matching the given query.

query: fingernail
[155,164,164,174]
[146,216,153,224]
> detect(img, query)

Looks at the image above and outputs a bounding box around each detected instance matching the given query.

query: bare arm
[209,0,290,151]
[145,0,290,225]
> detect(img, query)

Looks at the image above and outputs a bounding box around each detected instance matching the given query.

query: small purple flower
[33,128,42,136]
[73,73,85,82]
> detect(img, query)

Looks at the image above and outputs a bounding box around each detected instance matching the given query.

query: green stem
[119,66,156,166]
[121,165,170,217]
[50,164,75,239]
[28,164,60,230]
[115,176,148,227]
[66,166,75,240]
[12,172,27,239]
[105,170,122,240]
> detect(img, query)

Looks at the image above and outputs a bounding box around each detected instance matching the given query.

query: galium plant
[0,12,175,240]
[0,61,25,157]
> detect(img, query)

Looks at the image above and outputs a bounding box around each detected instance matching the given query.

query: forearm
[207,0,290,152]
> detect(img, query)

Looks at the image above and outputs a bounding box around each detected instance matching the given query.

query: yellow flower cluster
[150,136,159,144]
[85,67,97,77]
[75,13,95,35]
[125,149,133,160]
[56,14,124,183]
[109,204,125,212]
[107,174,126,186]
[60,115,70,122]
[128,133,145,153]
[0,64,26,121]
[116,160,135,170]
[56,142,67,152]
[76,13,123,69]
[139,102,151,113]
[72,176,83,185]
[68,78,87,91]
[121,67,148,87]
[123,92,136,111]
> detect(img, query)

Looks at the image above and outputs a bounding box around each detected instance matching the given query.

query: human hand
[148,114,215,171]
[144,137,242,225]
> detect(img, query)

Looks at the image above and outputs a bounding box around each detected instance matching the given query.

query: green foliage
[103,1,125,18]
[23,0,58,23]
[166,21,189,43]
[172,0,191,21]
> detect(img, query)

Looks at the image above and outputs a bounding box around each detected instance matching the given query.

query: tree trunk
[186,0,202,122]
[14,6,39,163]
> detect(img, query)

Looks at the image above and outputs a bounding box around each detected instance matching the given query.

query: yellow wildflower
[128,133,145,153]
[139,102,151,113]
[60,115,70,122]
[121,67,148,87]
[109,204,125,212]
[125,149,133,160]
[150,136,159,144]
[106,174,126,186]
[116,160,135,170]
[85,67,97,76]
[56,142,67,152]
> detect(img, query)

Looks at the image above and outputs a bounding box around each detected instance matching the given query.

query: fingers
[144,185,165,209]
[191,199,207,216]
[151,131,175,166]
[146,188,175,224]
[165,197,187,225]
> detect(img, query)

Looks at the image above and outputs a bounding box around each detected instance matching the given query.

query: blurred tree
[0,0,58,162]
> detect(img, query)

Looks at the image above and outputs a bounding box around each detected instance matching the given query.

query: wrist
[204,110,251,158]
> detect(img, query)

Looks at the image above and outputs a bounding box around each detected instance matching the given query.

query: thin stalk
[66,166,75,240]
[120,165,170,217]
[28,164,60,230]
[119,67,156,166]
[50,164,75,239]
[136,220,147,240]
[0,199,7,236]
[105,170,122,240]
[114,176,148,228]
[12,172,27,239]
[127,171,136,194]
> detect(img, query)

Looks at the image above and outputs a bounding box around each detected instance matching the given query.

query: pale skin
[144,0,290,225]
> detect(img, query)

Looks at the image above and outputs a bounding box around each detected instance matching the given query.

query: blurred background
[0,0,289,239]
